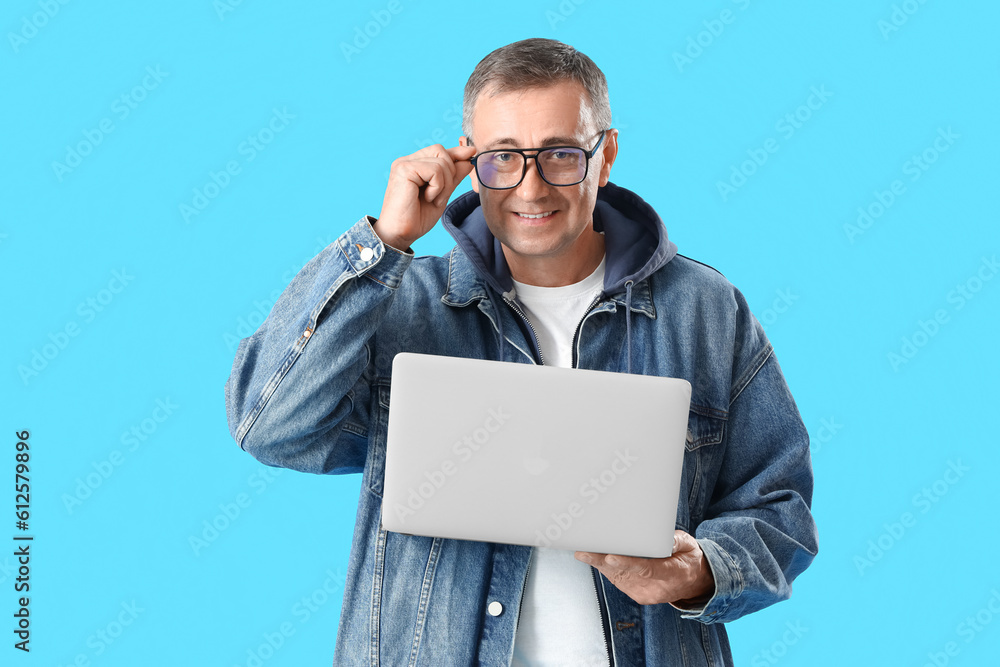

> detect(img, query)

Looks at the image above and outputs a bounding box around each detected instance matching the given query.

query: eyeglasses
[469,131,606,190]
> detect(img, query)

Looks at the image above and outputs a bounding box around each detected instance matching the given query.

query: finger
[412,165,445,205]
[574,551,606,565]
[420,144,467,177]
[421,156,470,206]
[427,176,457,209]
[444,145,476,179]
[576,551,646,573]
[445,144,478,161]
[603,554,654,571]
[671,530,698,555]
[453,157,474,182]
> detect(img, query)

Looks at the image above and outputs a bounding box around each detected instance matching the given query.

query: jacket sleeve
[224,215,412,475]
[678,288,819,624]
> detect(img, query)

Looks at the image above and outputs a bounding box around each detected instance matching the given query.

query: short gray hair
[462,38,612,141]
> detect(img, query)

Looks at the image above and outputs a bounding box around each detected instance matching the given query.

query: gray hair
[462,38,612,141]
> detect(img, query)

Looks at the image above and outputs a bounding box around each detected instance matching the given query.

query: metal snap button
[487,601,503,616]
[359,247,374,262]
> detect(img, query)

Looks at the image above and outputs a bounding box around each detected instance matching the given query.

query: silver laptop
[381,353,692,558]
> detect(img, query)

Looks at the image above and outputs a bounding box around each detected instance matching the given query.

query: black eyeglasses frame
[468,130,607,190]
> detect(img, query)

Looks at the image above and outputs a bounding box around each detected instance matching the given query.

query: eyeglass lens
[477,148,586,188]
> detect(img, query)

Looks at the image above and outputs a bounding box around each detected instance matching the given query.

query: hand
[374,143,477,251]
[574,530,715,606]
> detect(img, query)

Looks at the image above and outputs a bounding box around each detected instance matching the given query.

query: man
[225,38,817,665]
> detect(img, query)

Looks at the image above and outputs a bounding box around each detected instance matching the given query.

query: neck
[504,231,605,287]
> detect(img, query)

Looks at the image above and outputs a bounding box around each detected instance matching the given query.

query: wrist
[673,552,716,606]
[371,218,414,253]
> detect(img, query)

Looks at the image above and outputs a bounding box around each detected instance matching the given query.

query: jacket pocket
[685,405,726,451]
[682,405,727,528]
[365,381,391,497]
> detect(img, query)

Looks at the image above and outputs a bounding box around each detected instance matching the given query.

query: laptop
[381,353,692,558]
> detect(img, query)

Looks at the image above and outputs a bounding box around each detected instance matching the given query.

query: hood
[440,181,677,299]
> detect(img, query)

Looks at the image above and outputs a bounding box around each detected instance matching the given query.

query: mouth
[513,210,557,223]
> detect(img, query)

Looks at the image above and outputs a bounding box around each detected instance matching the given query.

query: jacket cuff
[672,538,742,623]
[336,215,413,289]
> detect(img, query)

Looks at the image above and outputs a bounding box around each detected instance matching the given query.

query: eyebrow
[480,136,582,150]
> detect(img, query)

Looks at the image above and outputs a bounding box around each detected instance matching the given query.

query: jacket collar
[440,181,674,318]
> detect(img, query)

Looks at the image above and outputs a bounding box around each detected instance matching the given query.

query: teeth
[516,211,554,219]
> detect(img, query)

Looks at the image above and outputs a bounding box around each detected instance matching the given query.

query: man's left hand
[574,529,715,607]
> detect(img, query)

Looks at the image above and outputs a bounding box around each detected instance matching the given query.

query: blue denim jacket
[224,182,818,666]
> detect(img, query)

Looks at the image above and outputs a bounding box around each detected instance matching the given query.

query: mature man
[225,38,817,665]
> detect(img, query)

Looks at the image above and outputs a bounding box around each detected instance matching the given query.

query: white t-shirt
[509,257,610,667]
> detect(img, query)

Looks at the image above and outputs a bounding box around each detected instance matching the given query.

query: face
[462,80,618,284]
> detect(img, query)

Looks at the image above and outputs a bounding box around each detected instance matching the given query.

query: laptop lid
[381,353,692,558]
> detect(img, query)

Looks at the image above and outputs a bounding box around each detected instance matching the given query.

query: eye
[493,152,515,162]
[550,150,573,160]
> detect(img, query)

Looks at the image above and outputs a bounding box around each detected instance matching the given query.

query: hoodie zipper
[516,550,532,622]
[577,294,615,666]
[570,295,603,369]
[505,292,614,664]
[501,296,545,365]
[578,293,615,666]
[591,566,615,665]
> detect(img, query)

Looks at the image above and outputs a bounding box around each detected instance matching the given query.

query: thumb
[446,144,477,160]
[447,144,476,180]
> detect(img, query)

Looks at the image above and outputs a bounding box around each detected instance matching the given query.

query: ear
[597,128,619,187]
[461,136,480,194]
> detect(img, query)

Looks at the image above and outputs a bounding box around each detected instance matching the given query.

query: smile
[515,211,556,220]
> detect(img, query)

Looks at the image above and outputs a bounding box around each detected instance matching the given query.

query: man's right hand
[374,143,477,251]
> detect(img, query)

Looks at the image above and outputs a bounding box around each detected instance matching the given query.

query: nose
[516,155,549,200]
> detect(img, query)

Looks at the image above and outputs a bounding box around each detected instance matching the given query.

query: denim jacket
[224,182,818,666]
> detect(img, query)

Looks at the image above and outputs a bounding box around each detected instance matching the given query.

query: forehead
[471,80,594,148]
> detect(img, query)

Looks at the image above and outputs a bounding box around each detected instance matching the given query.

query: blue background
[2,1,998,665]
